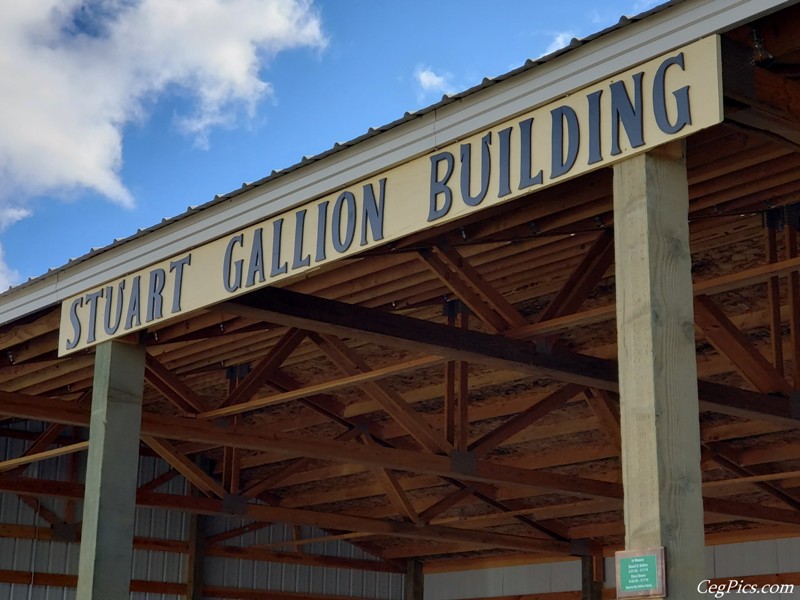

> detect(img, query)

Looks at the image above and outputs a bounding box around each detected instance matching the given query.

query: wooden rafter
[309,332,452,454]
[0,424,65,477]
[254,531,372,551]
[0,441,88,473]
[18,496,63,527]
[708,447,800,513]
[694,294,792,395]
[222,287,618,390]
[361,435,421,523]
[0,477,574,555]
[0,392,623,500]
[136,468,180,495]
[536,229,614,324]
[141,436,226,499]
[205,521,273,545]
[723,39,800,147]
[217,327,306,409]
[242,428,360,498]
[468,384,585,457]
[418,485,478,523]
[584,389,621,454]
[144,353,210,414]
[425,244,528,331]
[510,253,800,341]
[0,310,59,354]
[198,354,444,421]
[418,249,509,332]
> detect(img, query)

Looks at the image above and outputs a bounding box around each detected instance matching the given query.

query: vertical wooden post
[76,339,145,600]
[765,213,783,373]
[186,514,208,600]
[784,222,800,386]
[613,143,705,596]
[581,555,602,600]
[404,559,424,600]
[444,301,469,450]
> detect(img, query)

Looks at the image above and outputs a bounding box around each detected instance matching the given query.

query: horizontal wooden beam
[217,327,306,409]
[216,288,800,428]
[144,353,210,414]
[199,355,444,420]
[511,253,800,340]
[0,440,88,473]
[0,478,572,555]
[221,287,618,391]
[723,36,800,147]
[3,386,800,502]
[694,294,792,395]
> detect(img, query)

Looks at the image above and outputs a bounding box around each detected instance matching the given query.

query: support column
[581,555,603,600]
[613,143,705,596]
[186,514,209,600]
[404,559,424,600]
[76,340,146,599]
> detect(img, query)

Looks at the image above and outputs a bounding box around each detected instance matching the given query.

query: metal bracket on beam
[442,299,470,318]
[785,205,800,232]
[764,207,783,231]
[751,27,774,67]
[226,364,252,381]
[450,450,476,476]
[222,493,248,516]
[352,420,371,435]
[790,390,800,420]
[51,522,79,543]
[570,538,602,557]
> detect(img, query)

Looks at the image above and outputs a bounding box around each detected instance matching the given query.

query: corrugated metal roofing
[1,0,682,298]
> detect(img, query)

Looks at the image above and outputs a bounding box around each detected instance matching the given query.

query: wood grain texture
[613,145,706,595]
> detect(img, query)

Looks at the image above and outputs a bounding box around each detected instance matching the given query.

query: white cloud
[543,31,577,56]
[414,65,456,100]
[0,207,32,231]
[0,246,19,292]
[0,208,30,291]
[0,0,326,208]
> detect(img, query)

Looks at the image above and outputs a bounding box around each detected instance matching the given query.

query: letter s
[65,297,84,350]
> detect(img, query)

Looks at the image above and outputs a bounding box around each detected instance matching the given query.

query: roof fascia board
[1,0,794,326]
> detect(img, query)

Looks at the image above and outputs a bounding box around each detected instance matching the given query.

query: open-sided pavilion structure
[3,1,800,597]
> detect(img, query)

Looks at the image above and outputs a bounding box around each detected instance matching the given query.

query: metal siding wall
[0,424,81,600]
[203,521,403,599]
[130,456,188,600]
[2,420,798,600]
[426,542,800,600]
[425,561,581,600]
[710,540,800,599]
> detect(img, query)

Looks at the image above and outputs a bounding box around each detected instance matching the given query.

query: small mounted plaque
[615,547,666,598]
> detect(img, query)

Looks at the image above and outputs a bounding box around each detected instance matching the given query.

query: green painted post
[76,340,145,599]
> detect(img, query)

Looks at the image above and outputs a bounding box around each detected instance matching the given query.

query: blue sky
[0,0,658,291]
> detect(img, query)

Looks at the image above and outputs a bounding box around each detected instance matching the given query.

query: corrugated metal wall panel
[202,517,402,598]
[4,425,791,600]
[0,585,77,600]
[204,553,403,599]
[713,540,780,578]
[426,541,800,600]
[129,456,188,600]
[0,425,84,600]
